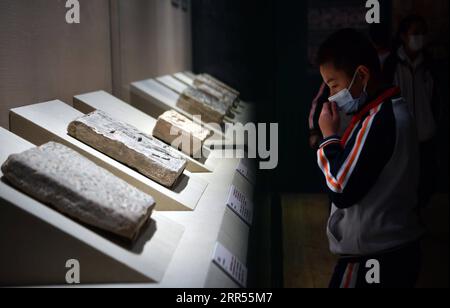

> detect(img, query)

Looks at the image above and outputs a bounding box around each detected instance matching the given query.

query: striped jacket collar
[341,87,401,146]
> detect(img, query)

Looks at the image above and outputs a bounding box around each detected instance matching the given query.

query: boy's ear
[357,65,371,86]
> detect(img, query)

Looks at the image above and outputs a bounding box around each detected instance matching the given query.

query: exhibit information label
[236,159,255,185]
[212,243,247,288]
[226,185,253,226]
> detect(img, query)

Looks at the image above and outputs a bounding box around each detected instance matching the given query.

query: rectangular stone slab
[67,110,187,188]
[195,83,236,110]
[153,110,212,157]
[130,79,229,143]
[194,76,239,109]
[1,142,155,241]
[73,91,214,173]
[177,87,228,124]
[196,74,240,97]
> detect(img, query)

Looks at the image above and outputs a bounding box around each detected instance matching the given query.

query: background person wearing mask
[383,15,440,209]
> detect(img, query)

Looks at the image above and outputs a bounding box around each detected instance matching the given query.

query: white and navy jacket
[317,87,424,256]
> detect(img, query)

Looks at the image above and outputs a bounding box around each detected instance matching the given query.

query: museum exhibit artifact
[153,110,212,157]
[177,87,228,124]
[68,110,187,188]
[1,142,156,241]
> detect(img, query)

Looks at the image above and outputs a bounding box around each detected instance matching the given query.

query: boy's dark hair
[316,28,381,79]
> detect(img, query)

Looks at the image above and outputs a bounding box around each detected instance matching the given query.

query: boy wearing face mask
[384,15,440,209]
[316,29,423,288]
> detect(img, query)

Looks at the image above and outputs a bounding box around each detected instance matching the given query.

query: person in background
[308,83,329,150]
[384,15,440,209]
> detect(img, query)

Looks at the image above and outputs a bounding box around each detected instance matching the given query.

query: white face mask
[328,70,368,114]
[409,35,425,52]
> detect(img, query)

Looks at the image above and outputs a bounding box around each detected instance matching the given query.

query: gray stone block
[177,87,228,124]
[153,110,212,157]
[67,110,187,188]
[1,142,155,241]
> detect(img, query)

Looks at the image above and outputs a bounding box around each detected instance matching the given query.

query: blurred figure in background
[308,83,329,150]
[369,23,393,70]
[384,15,441,209]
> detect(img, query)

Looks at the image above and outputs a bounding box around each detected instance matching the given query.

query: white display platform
[49,157,254,288]
[153,165,253,288]
[72,91,219,174]
[129,78,208,126]
[157,75,189,95]
[173,72,195,87]
[0,127,185,286]
[130,79,245,150]
[183,71,198,80]
[9,101,208,212]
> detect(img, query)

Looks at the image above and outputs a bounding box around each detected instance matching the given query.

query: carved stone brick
[67,110,187,188]
[196,74,240,97]
[177,87,228,124]
[1,142,155,241]
[153,110,212,157]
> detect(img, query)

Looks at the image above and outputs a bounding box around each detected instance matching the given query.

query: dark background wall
[192,0,311,193]
[192,0,274,103]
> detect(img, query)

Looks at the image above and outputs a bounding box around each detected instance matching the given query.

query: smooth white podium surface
[174,72,194,86]
[60,157,254,288]
[9,101,208,212]
[157,75,189,94]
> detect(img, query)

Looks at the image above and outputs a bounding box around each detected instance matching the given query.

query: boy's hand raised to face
[319,102,341,139]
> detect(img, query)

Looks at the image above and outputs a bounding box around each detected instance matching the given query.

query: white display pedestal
[3,81,256,287]
[9,101,208,212]
[73,91,220,174]
[157,75,189,95]
[0,128,184,286]
[66,156,254,288]
[174,72,195,87]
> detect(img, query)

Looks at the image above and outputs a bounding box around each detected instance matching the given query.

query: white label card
[226,185,253,225]
[236,160,255,184]
[212,243,247,288]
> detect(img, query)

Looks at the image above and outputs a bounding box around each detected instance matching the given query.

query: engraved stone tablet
[195,83,236,110]
[67,110,187,188]
[196,74,240,97]
[1,142,155,241]
[153,110,212,157]
[177,87,228,124]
